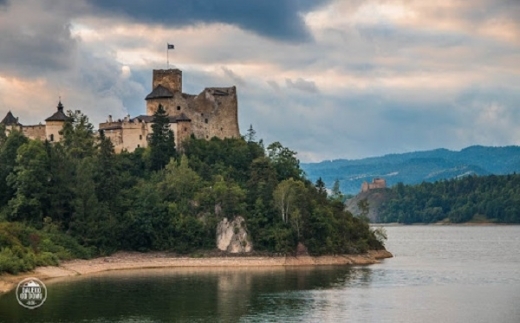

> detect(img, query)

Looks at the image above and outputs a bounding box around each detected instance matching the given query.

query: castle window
[184,127,187,132]
[177,106,181,111]
[201,113,204,117]
[220,127,223,131]
[137,144,140,148]
[49,134,54,142]
[205,118,208,124]
[139,135,142,140]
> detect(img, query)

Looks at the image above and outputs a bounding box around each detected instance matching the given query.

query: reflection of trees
[0,267,374,322]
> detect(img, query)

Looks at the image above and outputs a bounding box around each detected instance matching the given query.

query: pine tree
[149,104,176,171]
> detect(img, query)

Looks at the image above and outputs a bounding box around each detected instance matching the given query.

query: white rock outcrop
[216,216,253,253]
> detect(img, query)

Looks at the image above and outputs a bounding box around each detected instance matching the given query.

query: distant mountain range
[300,145,520,195]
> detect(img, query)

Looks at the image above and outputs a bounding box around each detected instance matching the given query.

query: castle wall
[45,121,64,142]
[100,119,148,153]
[188,87,239,139]
[176,120,191,149]
[147,93,189,117]
[153,69,182,92]
[21,125,46,141]
[361,178,387,192]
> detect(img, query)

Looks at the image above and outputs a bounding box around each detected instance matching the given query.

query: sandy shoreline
[0,250,392,294]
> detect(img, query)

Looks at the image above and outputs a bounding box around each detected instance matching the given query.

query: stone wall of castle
[45,121,65,142]
[361,178,387,192]
[21,125,46,140]
[153,69,182,92]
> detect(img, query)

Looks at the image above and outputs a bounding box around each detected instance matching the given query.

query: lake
[1,225,519,322]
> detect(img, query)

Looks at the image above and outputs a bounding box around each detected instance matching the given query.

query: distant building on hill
[361,178,387,192]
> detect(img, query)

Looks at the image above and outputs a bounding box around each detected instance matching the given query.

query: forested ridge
[0,108,384,274]
[378,174,520,223]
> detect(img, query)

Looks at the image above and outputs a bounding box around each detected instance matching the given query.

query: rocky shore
[0,250,392,294]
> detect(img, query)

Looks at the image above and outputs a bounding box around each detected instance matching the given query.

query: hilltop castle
[1,68,240,150]
[99,68,240,152]
[361,178,387,192]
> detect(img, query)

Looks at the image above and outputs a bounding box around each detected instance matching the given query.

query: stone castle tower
[1,101,70,142]
[99,68,240,152]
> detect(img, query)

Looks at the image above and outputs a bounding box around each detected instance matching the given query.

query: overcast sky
[1,0,519,162]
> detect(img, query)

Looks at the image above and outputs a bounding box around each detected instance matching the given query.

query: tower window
[139,135,142,140]
[184,127,187,131]
[205,118,208,124]
[177,106,181,111]
[49,134,54,142]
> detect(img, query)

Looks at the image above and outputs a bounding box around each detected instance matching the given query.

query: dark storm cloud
[0,1,78,78]
[85,0,330,42]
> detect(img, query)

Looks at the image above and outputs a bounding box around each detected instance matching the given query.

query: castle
[1,101,70,142]
[361,178,387,192]
[1,68,240,150]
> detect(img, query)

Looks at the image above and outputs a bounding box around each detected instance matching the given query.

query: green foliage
[0,118,386,273]
[379,174,520,223]
[148,104,176,171]
[0,221,91,274]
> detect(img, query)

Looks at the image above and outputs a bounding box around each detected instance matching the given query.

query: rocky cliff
[216,216,253,253]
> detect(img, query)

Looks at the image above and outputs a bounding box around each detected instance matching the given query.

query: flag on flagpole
[167,43,174,50]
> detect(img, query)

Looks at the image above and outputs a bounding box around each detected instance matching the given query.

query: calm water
[1,226,519,323]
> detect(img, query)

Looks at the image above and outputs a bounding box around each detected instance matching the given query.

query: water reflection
[0,266,371,323]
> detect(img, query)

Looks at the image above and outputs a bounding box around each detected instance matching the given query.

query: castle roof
[45,101,70,122]
[176,113,191,122]
[133,114,191,123]
[1,111,20,125]
[145,85,174,100]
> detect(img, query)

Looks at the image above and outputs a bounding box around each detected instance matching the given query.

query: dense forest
[378,174,520,223]
[0,107,384,274]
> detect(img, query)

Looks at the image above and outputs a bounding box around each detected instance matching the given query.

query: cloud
[1,0,519,163]
[221,66,246,87]
[85,0,331,42]
[0,0,79,78]
[285,77,319,93]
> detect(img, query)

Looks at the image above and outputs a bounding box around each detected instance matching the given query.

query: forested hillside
[378,174,520,223]
[301,146,520,194]
[0,108,384,274]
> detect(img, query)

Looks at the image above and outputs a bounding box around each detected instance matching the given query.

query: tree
[330,179,344,202]
[273,178,306,224]
[148,104,176,171]
[267,142,302,181]
[7,140,50,225]
[245,124,256,142]
[94,131,121,205]
[315,177,327,197]
[0,130,28,208]
[60,110,96,160]
[357,198,370,223]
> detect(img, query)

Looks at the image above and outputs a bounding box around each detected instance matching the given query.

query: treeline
[0,108,383,273]
[378,174,520,223]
